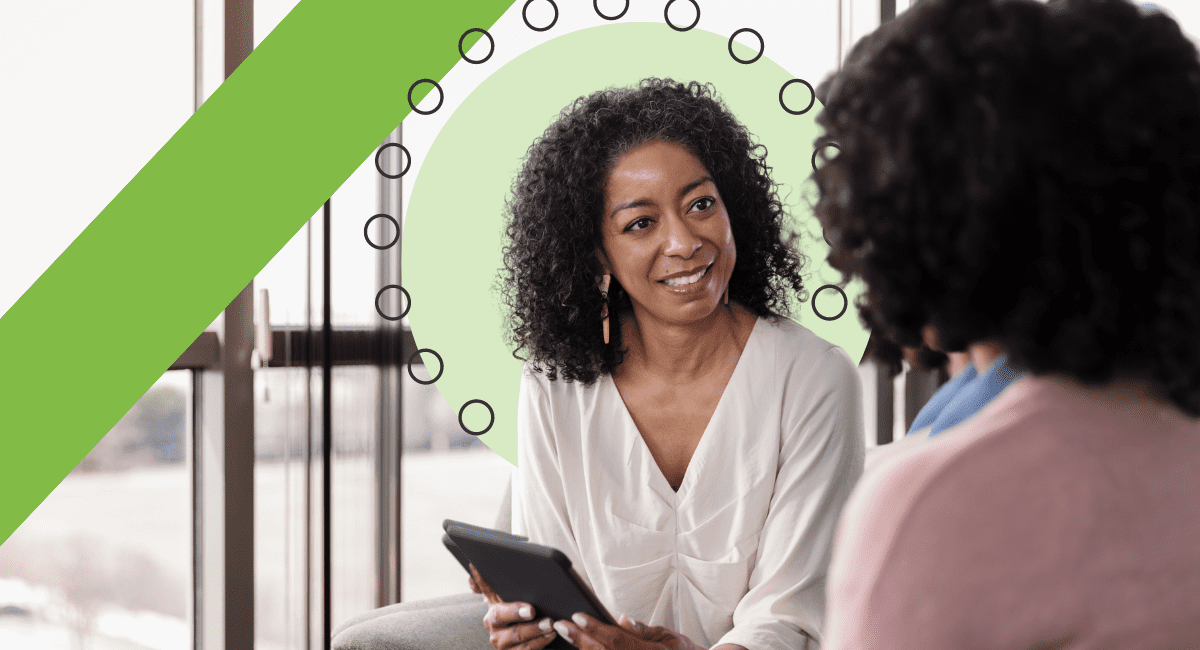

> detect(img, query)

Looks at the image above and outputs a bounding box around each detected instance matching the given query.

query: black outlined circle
[811,284,849,321]
[458,28,495,64]
[728,28,764,64]
[407,348,444,385]
[458,399,495,436]
[374,143,411,179]
[780,79,816,115]
[364,214,400,250]
[594,0,629,20]
[664,0,701,32]
[375,285,411,321]
[522,0,559,32]
[812,143,840,172]
[407,79,444,116]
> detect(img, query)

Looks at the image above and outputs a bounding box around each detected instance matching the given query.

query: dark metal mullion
[876,360,895,446]
[191,368,204,650]
[305,221,314,650]
[881,0,896,23]
[322,199,333,650]
[377,125,405,606]
[223,2,255,648]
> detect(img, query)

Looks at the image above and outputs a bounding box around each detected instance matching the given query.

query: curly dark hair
[498,78,806,384]
[813,0,1200,415]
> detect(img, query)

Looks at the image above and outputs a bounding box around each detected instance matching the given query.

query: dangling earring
[723,286,729,305]
[599,274,611,345]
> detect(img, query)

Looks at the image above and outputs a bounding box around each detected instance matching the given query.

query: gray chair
[331,481,514,650]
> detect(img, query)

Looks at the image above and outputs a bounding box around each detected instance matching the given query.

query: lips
[660,263,712,287]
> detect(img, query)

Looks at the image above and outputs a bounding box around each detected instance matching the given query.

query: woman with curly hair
[473,78,865,650]
[812,0,1200,647]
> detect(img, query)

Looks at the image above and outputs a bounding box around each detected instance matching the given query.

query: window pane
[401,378,511,601]
[330,365,379,629]
[0,371,193,649]
[0,0,192,318]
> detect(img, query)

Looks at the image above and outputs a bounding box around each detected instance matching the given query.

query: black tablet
[443,519,615,649]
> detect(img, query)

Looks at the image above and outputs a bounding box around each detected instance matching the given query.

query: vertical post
[191,368,203,650]
[322,200,333,650]
[304,222,314,650]
[192,3,205,649]
[376,126,404,606]
[224,286,255,650]
[224,2,254,649]
[875,362,895,445]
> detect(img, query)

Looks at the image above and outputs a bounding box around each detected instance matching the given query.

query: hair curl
[814,0,1200,415]
[499,78,806,384]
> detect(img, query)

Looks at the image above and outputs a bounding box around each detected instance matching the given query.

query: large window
[0,372,193,650]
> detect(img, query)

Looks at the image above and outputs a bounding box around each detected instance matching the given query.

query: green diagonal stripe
[0,0,514,546]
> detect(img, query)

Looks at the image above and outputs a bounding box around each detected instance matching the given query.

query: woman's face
[600,139,736,326]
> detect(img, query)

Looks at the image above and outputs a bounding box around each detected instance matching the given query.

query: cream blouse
[512,317,865,649]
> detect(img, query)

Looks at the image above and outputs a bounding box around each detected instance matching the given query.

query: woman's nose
[662,215,702,258]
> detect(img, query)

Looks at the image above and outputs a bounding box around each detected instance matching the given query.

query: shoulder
[763,316,858,379]
[828,378,1087,638]
[758,317,861,410]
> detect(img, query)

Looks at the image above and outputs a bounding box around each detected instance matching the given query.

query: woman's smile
[660,262,713,288]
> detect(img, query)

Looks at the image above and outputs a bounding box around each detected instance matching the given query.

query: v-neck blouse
[512,317,866,649]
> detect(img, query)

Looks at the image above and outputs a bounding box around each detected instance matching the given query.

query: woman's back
[827,376,1200,649]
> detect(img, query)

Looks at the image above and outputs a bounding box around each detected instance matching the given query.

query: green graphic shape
[405,22,869,466]
[0,0,513,547]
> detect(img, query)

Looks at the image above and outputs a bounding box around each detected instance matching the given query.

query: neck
[968,341,1005,374]
[620,303,752,381]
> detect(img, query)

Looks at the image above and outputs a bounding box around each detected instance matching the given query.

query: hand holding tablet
[442,520,705,650]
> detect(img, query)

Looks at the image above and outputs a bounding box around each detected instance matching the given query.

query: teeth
[665,267,707,287]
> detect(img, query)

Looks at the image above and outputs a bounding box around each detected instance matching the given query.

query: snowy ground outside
[0,449,512,649]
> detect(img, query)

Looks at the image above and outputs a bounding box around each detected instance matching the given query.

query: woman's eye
[625,217,652,232]
[689,198,715,213]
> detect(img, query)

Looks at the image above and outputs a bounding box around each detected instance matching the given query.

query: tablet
[443,530,529,574]
[443,519,615,649]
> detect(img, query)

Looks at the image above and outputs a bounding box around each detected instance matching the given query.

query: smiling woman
[486,78,866,650]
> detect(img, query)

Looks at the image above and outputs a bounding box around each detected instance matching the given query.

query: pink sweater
[826,376,1200,650]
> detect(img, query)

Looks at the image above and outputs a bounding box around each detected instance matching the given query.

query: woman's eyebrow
[608,177,716,220]
[609,198,654,220]
[678,176,715,199]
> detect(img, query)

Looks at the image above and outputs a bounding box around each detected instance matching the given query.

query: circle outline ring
[407,79,444,116]
[664,0,701,32]
[458,399,496,436]
[363,213,400,250]
[407,348,445,385]
[458,28,495,64]
[375,285,411,322]
[374,143,411,180]
[728,28,764,65]
[522,0,559,32]
[780,78,816,115]
[811,284,849,322]
[594,0,629,20]
[812,143,840,172]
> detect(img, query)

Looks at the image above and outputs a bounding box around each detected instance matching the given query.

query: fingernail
[572,613,587,627]
[553,621,573,644]
[544,632,556,639]
[618,613,630,625]
[539,618,553,631]
[519,605,533,620]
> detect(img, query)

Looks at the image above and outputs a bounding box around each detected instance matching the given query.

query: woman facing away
[474,79,866,650]
[812,0,1200,647]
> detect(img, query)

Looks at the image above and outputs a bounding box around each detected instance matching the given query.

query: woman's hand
[469,564,558,650]
[551,613,707,650]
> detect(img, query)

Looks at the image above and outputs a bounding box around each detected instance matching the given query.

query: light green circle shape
[405,22,869,466]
